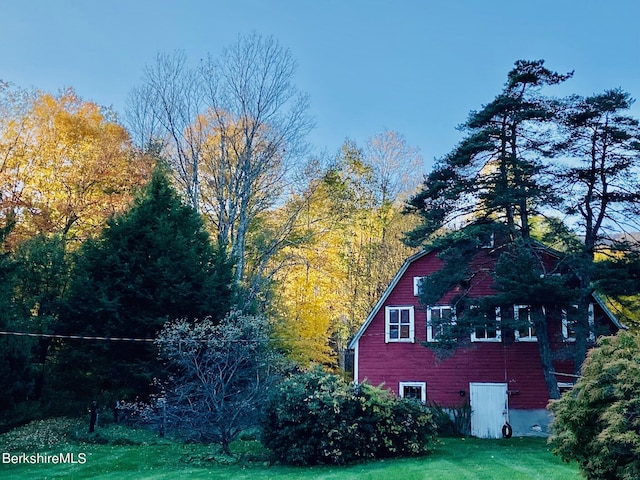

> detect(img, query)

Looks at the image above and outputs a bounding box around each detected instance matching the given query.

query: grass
[0,419,580,480]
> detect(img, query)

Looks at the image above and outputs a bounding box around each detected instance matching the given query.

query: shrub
[261,367,436,465]
[429,402,471,436]
[549,332,640,479]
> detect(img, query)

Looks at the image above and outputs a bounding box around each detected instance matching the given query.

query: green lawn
[0,434,579,480]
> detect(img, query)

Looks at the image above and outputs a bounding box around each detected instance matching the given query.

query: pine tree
[555,89,640,369]
[405,60,571,245]
[404,60,574,399]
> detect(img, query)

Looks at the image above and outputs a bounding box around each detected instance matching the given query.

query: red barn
[348,242,624,438]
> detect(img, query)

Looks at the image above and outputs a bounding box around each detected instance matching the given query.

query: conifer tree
[0,221,33,412]
[555,89,640,369]
[404,60,574,399]
[405,60,571,245]
[51,166,234,407]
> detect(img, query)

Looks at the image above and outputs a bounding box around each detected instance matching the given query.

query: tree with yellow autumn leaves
[0,84,151,247]
[0,82,154,415]
[271,134,422,368]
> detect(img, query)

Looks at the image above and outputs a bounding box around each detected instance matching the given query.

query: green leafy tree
[550,331,640,479]
[272,136,420,368]
[51,166,234,408]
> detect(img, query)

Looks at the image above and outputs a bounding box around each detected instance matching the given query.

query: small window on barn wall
[558,382,575,394]
[413,276,425,296]
[479,232,495,249]
[514,305,537,342]
[427,306,455,342]
[385,306,415,343]
[471,306,502,342]
[562,305,578,342]
[399,381,427,403]
[562,304,597,342]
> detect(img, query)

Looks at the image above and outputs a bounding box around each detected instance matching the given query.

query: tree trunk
[533,307,560,400]
[220,436,231,456]
[31,337,52,401]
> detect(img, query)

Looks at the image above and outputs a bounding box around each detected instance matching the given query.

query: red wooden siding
[354,247,617,409]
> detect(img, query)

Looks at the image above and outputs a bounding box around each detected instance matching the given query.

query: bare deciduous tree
[365,129,423,207]
[126,34,314,299]
[127,51,205,211]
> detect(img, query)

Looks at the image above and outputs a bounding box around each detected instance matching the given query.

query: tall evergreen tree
[0,220,34,413]
[555,89,640,369]
[404,60,575,399]
[405,60,572,245]
[51,166,234,408]
[11,234,70,403]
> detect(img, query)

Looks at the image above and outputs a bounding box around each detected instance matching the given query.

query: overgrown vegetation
[429,402,472,437]
[261,367,437,465]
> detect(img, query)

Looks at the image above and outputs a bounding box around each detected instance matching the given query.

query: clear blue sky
[1,0,639,170]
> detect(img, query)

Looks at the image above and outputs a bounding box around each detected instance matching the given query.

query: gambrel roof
[348,246,625,349]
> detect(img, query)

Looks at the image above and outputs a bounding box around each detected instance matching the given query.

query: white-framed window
[471,307,502,342]
[562,305,578,342]
[413,276,425,296]
[480,232,495,249]
[514,305,537,342]
[558,382,575,394]
[427,306,455,342]
[562,303,596,342]
[385,306,415,343]
[399,381,427,403]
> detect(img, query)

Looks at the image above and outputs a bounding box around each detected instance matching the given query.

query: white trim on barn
[348,250,430,352]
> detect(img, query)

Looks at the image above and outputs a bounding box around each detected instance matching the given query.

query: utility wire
[0,330,154,342]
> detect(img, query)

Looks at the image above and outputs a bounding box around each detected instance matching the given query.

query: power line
[0,330,154,343]
[0,330,342,344]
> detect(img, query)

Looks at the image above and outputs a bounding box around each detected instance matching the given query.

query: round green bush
[549,332,640,479]
[261,367,436,465]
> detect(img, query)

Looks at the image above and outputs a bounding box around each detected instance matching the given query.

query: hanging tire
[502,422,513,438]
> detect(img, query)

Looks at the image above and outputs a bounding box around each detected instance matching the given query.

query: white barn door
[470,382,508,438]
